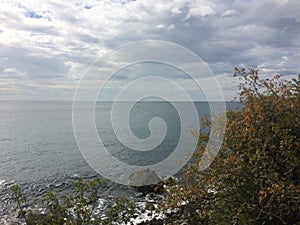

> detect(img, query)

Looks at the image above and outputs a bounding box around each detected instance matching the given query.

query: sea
[0,101,242,222]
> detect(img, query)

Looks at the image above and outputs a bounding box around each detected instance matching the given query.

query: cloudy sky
[0,0,299,101]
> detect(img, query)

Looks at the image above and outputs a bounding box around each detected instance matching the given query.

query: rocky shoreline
[2,169,178,225]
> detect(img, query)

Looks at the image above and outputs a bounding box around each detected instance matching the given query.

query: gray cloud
[0,0,299,100]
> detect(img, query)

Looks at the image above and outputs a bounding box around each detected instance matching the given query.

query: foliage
[10,184,29,224]
[10,178,136,225]
[161,69,300,224]
[104,197,136,225]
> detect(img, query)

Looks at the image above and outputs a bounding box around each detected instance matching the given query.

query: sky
[0,0,299,101]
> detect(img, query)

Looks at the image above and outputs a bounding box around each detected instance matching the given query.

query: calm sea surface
[0,101,241,216]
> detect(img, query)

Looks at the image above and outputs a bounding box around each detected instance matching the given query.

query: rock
[129,168,162,193]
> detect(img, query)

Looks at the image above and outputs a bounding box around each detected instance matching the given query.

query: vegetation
[10,178,136,225]
[10,184,29,224]
[161,69,300,224]
[10,69,300,224]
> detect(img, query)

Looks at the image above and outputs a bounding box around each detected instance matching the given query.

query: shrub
[10,178,136,225]
[161,69,300,224]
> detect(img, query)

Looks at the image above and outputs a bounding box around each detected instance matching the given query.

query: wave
[0,179,6,186]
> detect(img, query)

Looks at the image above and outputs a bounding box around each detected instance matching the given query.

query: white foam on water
[0,179,6,186]
[125,201,164,225]
[0,213,26,225]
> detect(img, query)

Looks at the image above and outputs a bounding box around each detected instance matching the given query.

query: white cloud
[221,9,236,17]
[0,0,299,100]
[186,0,215,19]
[167,24,176,30]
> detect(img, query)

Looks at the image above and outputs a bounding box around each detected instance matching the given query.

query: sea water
[0,101,241,216]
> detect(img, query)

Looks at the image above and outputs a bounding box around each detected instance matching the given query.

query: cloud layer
[0,0,299,100]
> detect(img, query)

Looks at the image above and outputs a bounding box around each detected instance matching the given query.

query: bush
[11,178,136,225]
[161,69,300,224]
